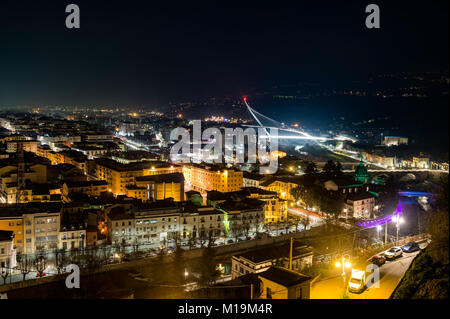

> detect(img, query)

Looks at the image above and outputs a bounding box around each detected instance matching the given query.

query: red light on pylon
[243,97,247,102]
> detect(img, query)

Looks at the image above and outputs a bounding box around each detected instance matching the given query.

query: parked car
[384,246,403,259]
[370,254,386,266]
[401,242,420,253]
[227,239,234,244]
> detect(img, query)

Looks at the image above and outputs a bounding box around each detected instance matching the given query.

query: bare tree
[34,255,46,277]
[19,257,33,281]
[188,234,196,250]
[301,216,311,237]
[1,261,11,284]
[199,230,208,248]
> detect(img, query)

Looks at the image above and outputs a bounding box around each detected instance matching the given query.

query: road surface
[311,242,428,299]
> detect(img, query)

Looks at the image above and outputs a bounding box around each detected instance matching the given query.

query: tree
[34,255,46,277]
[427,176,449,263]
[290,185,304,204]
[321,191,344,222]
[172,245,186,284]
[231,224,242,242]
[55,250,68,275]
[1,261,10,284]
[188,234,196,250]
[304,162,318,175]
[199,229,208,248]
[19,256,33,281]
[334,162,343,176]
[196,245,219,287]
[301,216,311,237]
[323,160,336,173]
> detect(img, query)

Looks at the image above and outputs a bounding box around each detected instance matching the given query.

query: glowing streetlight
[335,256,352,277]
[392,216,405,245]
[376,225,382,240]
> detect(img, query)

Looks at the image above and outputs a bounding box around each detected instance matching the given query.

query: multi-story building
[182,164,243,193]
[23,210,61,254]
[96,158,181,196]
[0,213,23,253]
[0,230,16,269]
[0,162,47,192]
[62,180,108,200]
[59,224,86,250]
[128,173,185,202]
[412,156,430,169]
[53,150,88,173]
[243,172,268,188]
[4,182,61,204]
[6,140,39,154]
[244,187,287,224]
[180,205,224,240]
[207,188,287,224]
[344,192,375,219]
[218,197,265,237]
[134,203,180,245]
[263,178,299,201]
[382,136,408,146]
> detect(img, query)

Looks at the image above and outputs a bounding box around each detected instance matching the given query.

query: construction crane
[16,138,26,204]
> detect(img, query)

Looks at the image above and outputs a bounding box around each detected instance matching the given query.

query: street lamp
[335,256,352,277]
[392,216,405,245]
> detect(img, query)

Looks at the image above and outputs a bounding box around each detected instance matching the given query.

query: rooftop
[236,243,312,263]
[65,180,108,188]
[258,266,311,287]
[135,172,184,184]
[97,158,172,172]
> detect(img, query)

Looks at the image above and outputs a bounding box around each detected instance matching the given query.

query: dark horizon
[0,0,448,108]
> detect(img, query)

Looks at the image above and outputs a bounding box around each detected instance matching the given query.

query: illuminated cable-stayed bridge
[242,97,355,142]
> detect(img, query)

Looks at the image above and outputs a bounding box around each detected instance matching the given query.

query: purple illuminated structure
[358,201,402,229]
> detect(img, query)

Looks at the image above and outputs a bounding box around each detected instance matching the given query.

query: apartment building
[96,158,181,196]
[344,192,375,219]
[263,178,299,201]
[62,180,108,199]
[207,188,287,224]
[245,187,287,224]
[128,173,185,202]
[180,206,224,240]
[0,230,16,268]
[182,164,243,193]
[0,213,23,253]
[23,210,61,254]
[59,224,86,250]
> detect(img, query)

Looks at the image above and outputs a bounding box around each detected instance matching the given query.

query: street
[311,241,428,299]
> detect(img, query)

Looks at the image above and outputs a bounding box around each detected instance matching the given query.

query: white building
[0,230,16,269]
[231,244,313,279]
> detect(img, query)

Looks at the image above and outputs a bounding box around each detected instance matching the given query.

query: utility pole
[384,222,387,245]
[250,284,253,299]
[289,237,293,270]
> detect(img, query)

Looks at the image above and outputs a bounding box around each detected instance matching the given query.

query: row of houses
[106,198,266,246]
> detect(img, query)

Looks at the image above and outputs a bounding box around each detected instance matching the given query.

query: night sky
[0,0,448,107]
